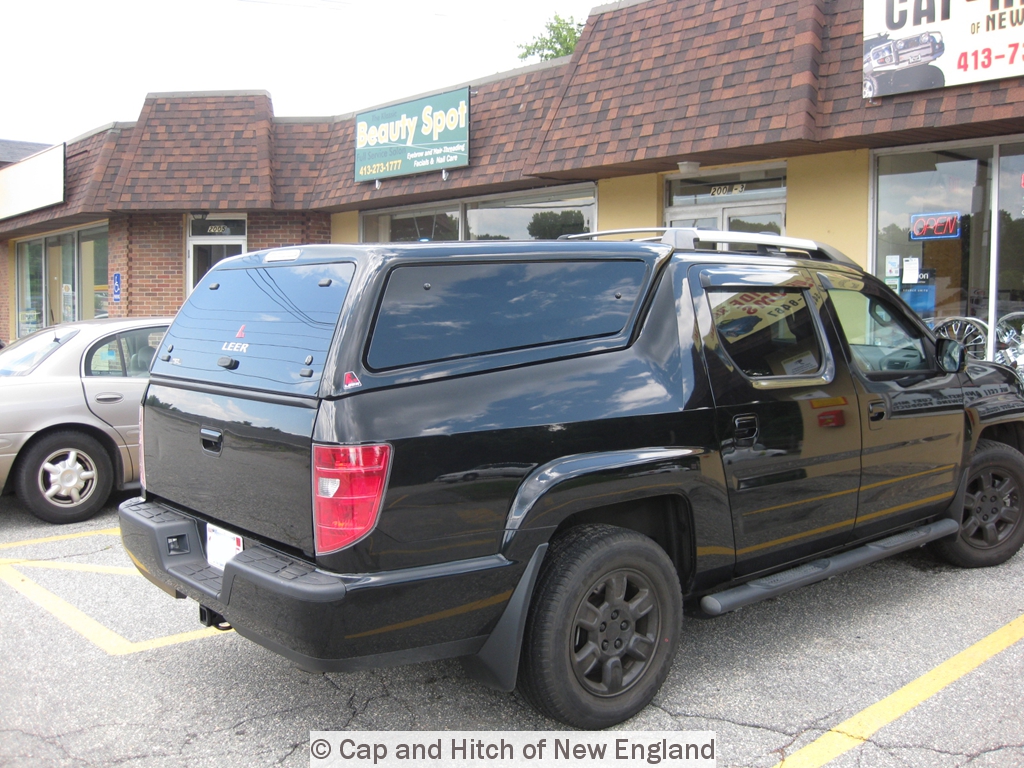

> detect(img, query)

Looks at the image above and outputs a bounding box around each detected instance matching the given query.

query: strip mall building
[3,0,1024,358]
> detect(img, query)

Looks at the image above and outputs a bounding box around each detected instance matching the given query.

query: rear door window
[150,263,354,395]
[707,289,824,378]
[367,260,646,370]
[86,326,168,378]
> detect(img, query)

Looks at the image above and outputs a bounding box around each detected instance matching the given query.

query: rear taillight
[312,444,391,555]
[138,404,146,492]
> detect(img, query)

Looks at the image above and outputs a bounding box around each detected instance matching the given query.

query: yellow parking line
[0,527,120,550]
[775,613,1024,767]
[0,558,140,576]
[0,563,226,654]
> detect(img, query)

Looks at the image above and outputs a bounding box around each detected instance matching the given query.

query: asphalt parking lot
[1,491,1023,768]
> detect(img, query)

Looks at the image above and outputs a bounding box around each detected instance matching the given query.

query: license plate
[206,523,243,571]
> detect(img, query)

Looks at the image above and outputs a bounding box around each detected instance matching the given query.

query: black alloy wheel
[570,568,660,697]
[932,439,1024,568]
[517,524,682,729]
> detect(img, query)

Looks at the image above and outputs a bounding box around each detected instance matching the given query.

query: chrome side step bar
[700,518,960,616]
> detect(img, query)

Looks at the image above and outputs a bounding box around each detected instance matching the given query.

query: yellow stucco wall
[331,211,360,243]
[596,174,663,233]
[787,150,871,268]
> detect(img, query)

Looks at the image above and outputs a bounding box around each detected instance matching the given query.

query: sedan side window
[85,337,126,377]
[87,328,166,378]
[830,289,929,373]
[122,328,163,377]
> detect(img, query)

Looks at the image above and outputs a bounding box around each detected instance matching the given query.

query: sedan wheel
[16,431,114,524]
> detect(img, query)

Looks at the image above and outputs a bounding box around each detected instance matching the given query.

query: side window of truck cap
[366,259,647,371]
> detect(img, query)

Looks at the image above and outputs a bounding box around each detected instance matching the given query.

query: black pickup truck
[120,229,1024,728]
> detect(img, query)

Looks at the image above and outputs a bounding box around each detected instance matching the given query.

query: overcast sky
[4,0,598,146]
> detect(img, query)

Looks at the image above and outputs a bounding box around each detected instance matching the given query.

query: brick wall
[107,217,130,319]
[248,212,331,251]
[116,214,186,318]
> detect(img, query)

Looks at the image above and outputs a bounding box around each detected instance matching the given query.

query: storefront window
[875,148,992,335]
[15,225,108,337]
[466,193,594,240]
[80,227,109,319]
[47,233,76,324]
[360,186,595,243]
[16,241,43,338]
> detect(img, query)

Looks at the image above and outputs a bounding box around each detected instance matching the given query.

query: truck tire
[932,439,1024,568]
[15,431,113,524]
[517,524,682,729]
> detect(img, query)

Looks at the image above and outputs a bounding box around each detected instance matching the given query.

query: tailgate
[140,255,356,554]
[143,383,318,552]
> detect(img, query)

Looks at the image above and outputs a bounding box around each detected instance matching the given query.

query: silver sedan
[0,317,171,523]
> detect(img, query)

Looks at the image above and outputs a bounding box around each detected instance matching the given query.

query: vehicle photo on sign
[354,88,469,182]
[863,0,1024,99]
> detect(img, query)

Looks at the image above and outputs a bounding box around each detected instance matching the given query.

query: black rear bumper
[118,497,525,672]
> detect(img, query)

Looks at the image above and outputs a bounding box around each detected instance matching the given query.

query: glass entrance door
[189,241,244,290]
[667,203,786,238]
[186,215,247,293]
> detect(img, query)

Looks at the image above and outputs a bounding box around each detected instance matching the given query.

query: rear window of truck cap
[366,259,647,371]
[151,262,355,395]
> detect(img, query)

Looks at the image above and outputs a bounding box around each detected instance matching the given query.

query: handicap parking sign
[113,272,121,303]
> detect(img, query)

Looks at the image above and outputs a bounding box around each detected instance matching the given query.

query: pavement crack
[277,740,306,765]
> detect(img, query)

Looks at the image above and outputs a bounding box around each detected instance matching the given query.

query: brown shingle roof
[109,92,275,210]
[525,0,828,177]
[273,120,333,209]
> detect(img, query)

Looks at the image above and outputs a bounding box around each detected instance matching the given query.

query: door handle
[94,393,124,404]
[733,414,759,447]
[868,401,887,421]
[200,427,223,454]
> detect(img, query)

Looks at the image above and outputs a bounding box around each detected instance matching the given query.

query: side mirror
[936,337,966,373]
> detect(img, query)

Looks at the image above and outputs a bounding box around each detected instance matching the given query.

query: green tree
[517,14,585,62]
[527,210,589,240]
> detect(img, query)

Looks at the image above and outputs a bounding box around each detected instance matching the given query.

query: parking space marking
[775,613,1024,767]
[0,560,227,655]
[0,527,120,550]
[0,558,140,576]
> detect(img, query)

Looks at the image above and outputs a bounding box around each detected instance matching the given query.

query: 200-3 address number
[359,160,402,176]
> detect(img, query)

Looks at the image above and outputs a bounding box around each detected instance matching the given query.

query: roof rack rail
[560,227,857,266]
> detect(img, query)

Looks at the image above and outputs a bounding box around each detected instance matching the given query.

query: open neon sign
[910,212,961,241]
